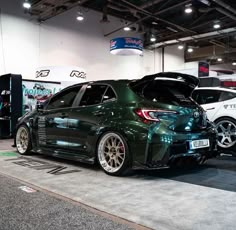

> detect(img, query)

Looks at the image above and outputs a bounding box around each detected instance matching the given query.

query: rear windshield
[130,80,195,106]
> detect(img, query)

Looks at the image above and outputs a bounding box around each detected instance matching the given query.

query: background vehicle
[15,72,217,176]
[192,87,236,151]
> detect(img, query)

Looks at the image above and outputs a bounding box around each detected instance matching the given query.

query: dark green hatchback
[15,72,218,176]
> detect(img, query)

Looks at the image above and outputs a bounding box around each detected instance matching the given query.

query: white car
[192,87,236,150]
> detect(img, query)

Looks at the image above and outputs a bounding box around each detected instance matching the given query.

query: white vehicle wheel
[215,118,236,149]
[16,125,32,154]
[97,132,130,176]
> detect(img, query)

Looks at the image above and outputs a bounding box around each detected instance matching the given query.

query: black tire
[15,125,32,155]
[215,117,236,152]
[97,132,131,176]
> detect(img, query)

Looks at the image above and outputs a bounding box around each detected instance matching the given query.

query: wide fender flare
[95,120,149,144]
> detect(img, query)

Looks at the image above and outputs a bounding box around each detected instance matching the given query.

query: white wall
[164,45,185,72]
[0,0,183,81]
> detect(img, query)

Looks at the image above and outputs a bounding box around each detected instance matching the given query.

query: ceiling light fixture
[150,35,156,42]
[76,12,84,21]
[187,47,193,53]
[185,4,193,14]
[124,22,131,31]
[178,44,184,50]
[124,26,131,31]
[217,58,222,62]
[23,0,31,9]
[213,22,221,29]
[232,61,236,66]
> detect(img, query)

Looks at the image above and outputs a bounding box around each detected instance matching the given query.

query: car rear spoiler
[130,72,199,89]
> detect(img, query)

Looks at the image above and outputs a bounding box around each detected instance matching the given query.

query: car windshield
[130,79,195,107]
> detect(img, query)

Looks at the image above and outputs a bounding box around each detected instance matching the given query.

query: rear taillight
[134,108,177,122]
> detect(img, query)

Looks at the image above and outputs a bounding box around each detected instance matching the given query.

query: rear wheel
[16,125,32,155]
[215,118,236,150]
[97,132,130,176]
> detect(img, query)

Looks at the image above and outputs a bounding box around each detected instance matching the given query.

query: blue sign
[110,37,143,55]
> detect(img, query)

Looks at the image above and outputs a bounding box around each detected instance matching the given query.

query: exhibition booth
[0,0,236,229]
[0,66,86,138]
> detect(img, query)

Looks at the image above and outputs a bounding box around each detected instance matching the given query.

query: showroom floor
[0,139,236,230]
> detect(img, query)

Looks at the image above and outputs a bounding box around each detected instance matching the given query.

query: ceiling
[27,0,236,64]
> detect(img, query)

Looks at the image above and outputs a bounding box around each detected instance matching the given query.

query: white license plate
[189,139,210,149]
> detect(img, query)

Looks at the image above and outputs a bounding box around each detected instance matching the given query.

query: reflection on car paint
[56,141,81,147]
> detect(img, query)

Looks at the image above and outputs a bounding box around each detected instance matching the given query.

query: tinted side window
[47,86,81,110]
[102,87,116,103]
[192,90,221,104]
[80,84,107,106]
[219,91,236,102]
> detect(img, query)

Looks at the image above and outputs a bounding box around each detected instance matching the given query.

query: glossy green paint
[16,78,217,169]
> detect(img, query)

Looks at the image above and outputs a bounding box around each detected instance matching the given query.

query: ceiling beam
[211,0,236,15]
[33,0,90,21]
[120,0,195,33]
[215,7,236,20]
[139,0,166,9]
[151,27,236,48]
[104,0,193,37]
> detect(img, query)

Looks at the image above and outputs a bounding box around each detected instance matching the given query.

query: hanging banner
[110,37,143,55]
[198,62,209,77]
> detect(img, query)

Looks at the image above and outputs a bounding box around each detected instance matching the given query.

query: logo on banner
[110,40,117,47]
[70,70,86,79]
[36,70,50,78]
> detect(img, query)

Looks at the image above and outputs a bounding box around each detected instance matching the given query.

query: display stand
[0,74,22,139]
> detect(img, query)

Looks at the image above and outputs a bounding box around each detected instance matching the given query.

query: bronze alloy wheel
[97,132,129,176]
[16,125,32,154]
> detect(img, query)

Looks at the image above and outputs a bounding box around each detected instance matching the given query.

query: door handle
[60,113,68,119]
[206,107,215,111]
[93,111,105,117]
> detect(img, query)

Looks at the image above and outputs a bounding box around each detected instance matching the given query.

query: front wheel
[16,125,32,155]
[215,118,236,150]
[97,132,130,176]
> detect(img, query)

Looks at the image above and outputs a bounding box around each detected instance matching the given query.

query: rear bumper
[134,123,218,169]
